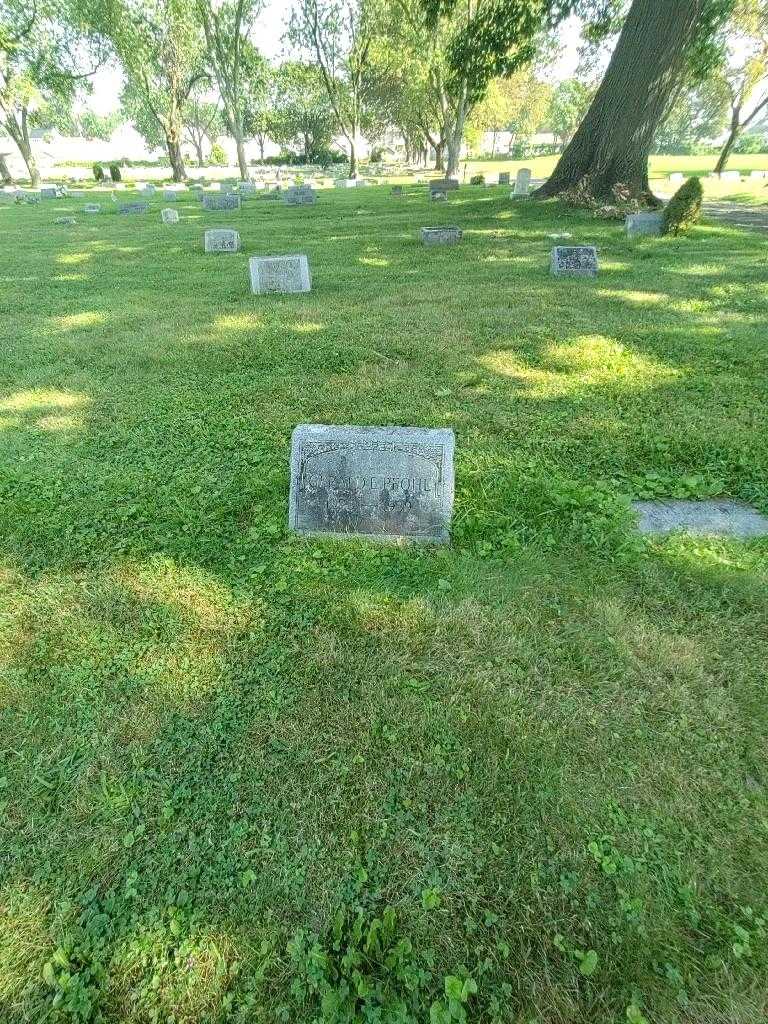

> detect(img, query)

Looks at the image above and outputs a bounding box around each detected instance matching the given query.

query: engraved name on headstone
[513,167,532,197]
[119,202,150,214]
[550,245,598,277]
[249,254,311,294]
[420,226,462,245]
[201,193,241,211]
[204,228,241,252]
[289,424,455,543]
[162,208,180,224]
[625,211,664,238]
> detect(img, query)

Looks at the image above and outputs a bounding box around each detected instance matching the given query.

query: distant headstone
[283,184,316,205]
[633,499,768,538]
[141,184,156,195]
[40,187,58,199]
[119,202,149,214]
[163,189,179,201]
[55,216,76,225]
[420,226,462,246]
[430,178,459,192]
[513,168,532,197]
[204,228,240,253]
[550,245,598,278]
[289,424,455,543]
[202,193,241,211]
[749,169,767,179]
[391,185,403,196]
[498,171,510,185]
[249,254,311,294]
[335,178,358,188]
[161,208,180,224]
[84,203,101,214]
[625,211,664,238]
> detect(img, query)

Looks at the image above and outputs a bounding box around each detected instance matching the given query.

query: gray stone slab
[513,168,532,196]
[84,203,101,214]
[626,211,664,238]
[40,187,58,199]
[420,226,462,246]
[202,193,241,211]
[431,191,447,202]
[550,245,598,277]
[283,185,316,205]
[633,500,768,538]
[391,185,403,196]
[249,254,311,294]
[204,228,240,253]
[119,202,149,214]
[289,424,455,543]
[498,171,510,185]
[161,208,179,224]
[163,189,179,201]
[430,178,459,191]
[55,216,76,225]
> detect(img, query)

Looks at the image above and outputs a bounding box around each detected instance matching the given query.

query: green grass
[1,184,767,1024]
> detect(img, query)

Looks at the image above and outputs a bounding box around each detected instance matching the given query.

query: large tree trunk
[17,134,40,187]
[433,141,444,171]
[166,136,187,182]
[348,133,358,178]
[537,0,707,203]
[233,120,248,180]
[714,111,740,174]
[0,154,13,184]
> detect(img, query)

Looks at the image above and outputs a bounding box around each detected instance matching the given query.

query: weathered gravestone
[513,168,532,197]
[202,193,241,211]
[163,190,179,201]
[40,187,58,199]
[55,216,76,225]
[283,185,316,205]
[84,203,101,214]
[204,228,240,253]
[550,246,598,278]
[421,226,462,246]
[430,178,459,192]
[120,202,149,214]
[625,211,664,238]
[498,171,510,185]
[431,190,447,202]
[335,179,358,188]
[249,254,311,294]
[391,185,403,196]
[141,184,156,195]
[161,208,180,224]
[633,499,768,538]
[288,424,455,543]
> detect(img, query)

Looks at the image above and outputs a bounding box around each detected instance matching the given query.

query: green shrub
[209,142,226,165]
[92,162,105,182]
[109,164,121,182]
[470,173,485,185]
[663,176,703,235]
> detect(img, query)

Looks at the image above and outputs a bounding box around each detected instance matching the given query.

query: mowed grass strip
[0,183,767,1023]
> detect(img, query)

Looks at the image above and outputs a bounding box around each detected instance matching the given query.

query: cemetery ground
[1,182,767,1024]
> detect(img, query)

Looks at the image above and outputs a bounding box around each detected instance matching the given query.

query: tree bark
[433,141,444,171]
[233,119,248,179]
[17,134,40,187]
[166,136,187,181]
[0,154,12,184]
[536,0,708,203]
[348,135,358,178]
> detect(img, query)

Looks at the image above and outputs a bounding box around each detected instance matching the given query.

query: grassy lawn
[1,184,767,1024]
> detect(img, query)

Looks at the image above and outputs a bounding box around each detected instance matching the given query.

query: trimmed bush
[92,163,105,182]
[470,174,485,185]
[663,176,703,236]
[109,164,121,182]
[209,142,226,165]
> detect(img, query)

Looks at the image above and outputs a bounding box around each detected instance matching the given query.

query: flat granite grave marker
[391,185,403,196]
[420,226,462,246]
[498,171,510,185]
[550,245,598,278]
[289,424,455,543]
[55,216,76,225]
[163,190,179,201]
[119,202,149,214]
[513,167,532,197]
[633,500,768,538]
[430,178,459,192]
[162,208,180,224]
[249,254,311,294]
[625,211,664,238]
[84,203,101,214]
[202,193,241,211]
[40,187,58,199]
[204,228,240,252]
